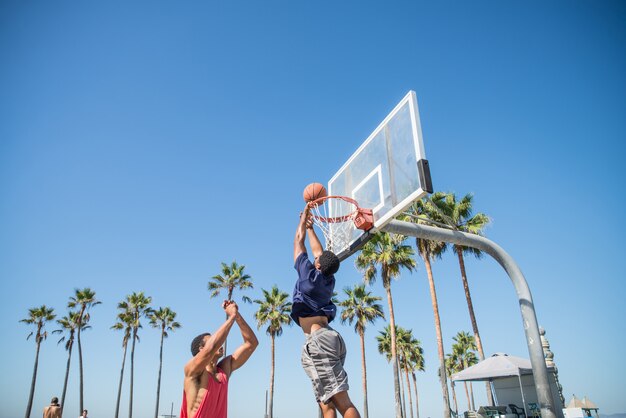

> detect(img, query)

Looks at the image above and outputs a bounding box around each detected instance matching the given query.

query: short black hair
[191,333,211,356]
[318,250,340,276]
[51,397,59,405]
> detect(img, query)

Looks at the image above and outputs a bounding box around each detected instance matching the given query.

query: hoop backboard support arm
[382,219,557,418]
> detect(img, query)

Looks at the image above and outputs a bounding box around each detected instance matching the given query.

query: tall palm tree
[338,284,385,418]
[356,232,416,418]
[20,305,55,418]
[67,288,100,413]
[430,192,493,405]
[149,307,181,418]
[111,307,133,418]
[120,292,153,418]
[254,285,292,418]
[404,200,451,418]
[209,261,254,353]
[451,331,479,411]
[52,311,85,413]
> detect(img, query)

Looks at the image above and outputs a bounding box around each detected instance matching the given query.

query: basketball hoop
[308,196,374,254]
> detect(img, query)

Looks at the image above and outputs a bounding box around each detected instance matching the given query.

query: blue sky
[1,1,625,418]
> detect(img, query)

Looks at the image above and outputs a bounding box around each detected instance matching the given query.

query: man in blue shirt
[293,203,361,418]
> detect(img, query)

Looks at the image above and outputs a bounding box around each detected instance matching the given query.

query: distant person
[292,204,361,418]
[181,300,258,418]
[42,397,61,418]
[78,409,88,418]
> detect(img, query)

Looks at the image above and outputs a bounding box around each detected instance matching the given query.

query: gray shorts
[301,325,349,404]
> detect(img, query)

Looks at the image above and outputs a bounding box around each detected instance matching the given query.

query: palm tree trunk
[359,329,369,418]
[469,382,475,411]
[463,382,471,411]
[423,255,451,418]
[60,340,73,413]
[456,248,493,406]
[129,330,137,418]
[269,335,275,418]
[451,381,458,415]
[77,306,86,413]
[154,329,165,418]
[114,342,128,418]
[404,361,414,418]
[400,359,407,418]
[25,338,41,418]
[411,372,420,418]
[224,288,234,355]
[385,283,404,418]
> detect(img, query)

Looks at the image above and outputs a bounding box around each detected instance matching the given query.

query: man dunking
[181,300,258,418]
[292,203,361,418]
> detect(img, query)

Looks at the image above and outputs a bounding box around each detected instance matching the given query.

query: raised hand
[223,300,239,318]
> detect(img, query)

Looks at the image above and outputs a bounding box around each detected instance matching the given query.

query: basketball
[303,182,327,203]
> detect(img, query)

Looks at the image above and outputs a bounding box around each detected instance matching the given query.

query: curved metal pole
[382,220,556,418]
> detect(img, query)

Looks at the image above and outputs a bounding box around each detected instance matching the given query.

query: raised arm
[219,310,259,376]
[184,301,238,377]
[306,221,324,259]
[294,203,311,262]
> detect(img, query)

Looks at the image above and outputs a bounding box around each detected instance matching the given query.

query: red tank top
[181,367,229,418]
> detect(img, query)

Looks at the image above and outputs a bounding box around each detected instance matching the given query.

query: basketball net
[309,196,360,254]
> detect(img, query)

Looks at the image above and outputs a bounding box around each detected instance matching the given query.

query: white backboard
[327,91,432,259]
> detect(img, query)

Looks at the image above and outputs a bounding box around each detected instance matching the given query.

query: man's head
[191,332,225,359]
[51,397,59,405]
[191,333,210,356]
[314,250,340,276]
[82,410,88,417]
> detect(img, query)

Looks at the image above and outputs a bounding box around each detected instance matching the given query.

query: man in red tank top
[181,300,258,418]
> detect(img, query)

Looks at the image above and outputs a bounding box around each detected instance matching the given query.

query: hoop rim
[309,195,360,224]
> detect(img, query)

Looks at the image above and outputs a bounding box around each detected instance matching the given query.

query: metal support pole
[382,220,556,418]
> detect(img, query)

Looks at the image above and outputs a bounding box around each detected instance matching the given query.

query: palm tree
[338,284,385,418]
[356,232,416,418]
[20,305,55,418]
[67,288,100,413]
[451,331,479,411]
[407,340,425,418]
[396,327,416,418]
[377,325,416,418]
[445,351,461,415]
[404,200,451,418]
[149,307,181,418]
[52,311,85,413]
[120,292,153,418]
[393,327,425,418]
[111,308,133,418]
[209,261,254,353]
[430,192,493,405]
[254,285,292,418]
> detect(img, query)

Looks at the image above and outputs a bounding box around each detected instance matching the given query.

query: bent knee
[329,391,355,411]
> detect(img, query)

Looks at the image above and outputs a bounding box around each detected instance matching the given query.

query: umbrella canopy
[567,395,584,408]
[567,395,599,410]
[450,353,553,382]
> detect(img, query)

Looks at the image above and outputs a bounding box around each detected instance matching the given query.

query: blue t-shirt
[291,252,337,326]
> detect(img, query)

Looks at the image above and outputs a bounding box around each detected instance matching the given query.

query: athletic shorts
[301,325,349,404]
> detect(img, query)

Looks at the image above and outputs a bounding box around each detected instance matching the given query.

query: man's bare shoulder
[43,405,61,418]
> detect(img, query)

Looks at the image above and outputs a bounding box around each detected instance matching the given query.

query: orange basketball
[303,182,327,203]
